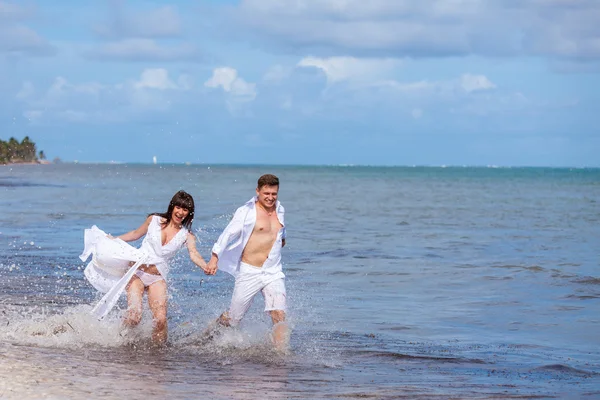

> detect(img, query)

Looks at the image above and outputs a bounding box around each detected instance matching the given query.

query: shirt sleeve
[211,206,246,257]
[279,204,286,240]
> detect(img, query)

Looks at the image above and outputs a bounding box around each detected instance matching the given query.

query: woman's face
[171,205,190,226]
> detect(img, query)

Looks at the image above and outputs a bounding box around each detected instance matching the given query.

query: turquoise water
[1,164,599,399]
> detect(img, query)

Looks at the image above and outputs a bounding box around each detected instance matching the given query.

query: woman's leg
[124,276,145,327]
[147,280,168,345]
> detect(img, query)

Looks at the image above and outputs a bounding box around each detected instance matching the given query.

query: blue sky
[1,0,599,166]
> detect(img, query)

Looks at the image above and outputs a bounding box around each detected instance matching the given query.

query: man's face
[256,185,279,209]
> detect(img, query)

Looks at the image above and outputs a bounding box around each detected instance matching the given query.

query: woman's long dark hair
[150,190,195,230]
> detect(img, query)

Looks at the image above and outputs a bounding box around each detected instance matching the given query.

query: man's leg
[263,278,289,351]
[124,276,144,327]
[269,310,289,351]
[147,280,168,345]
[215,264,266,328]
[218,274,260,327]
[202,278,258,342]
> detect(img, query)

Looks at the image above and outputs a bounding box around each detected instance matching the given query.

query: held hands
[198,263,212,276]
[204,258,218,276]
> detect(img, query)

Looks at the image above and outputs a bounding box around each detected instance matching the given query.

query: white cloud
[263,64,292,83]
[367,74,496,97]
[374,80,437,93]
[128,69,191,111]
[205,67,257,101]
[134,69,178,90]
[15,68,192,124]
[47,77,69,98]
[297,56,401,84]
[0,1,55,57]
[231,0,600,61]
[0,23,55,57]
[205,67,237,91]
[460,74,496,92]
[86,3,199,63]
[282,66,502,118]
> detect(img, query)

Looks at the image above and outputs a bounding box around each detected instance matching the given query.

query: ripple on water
[573,277,600,285]
[532,364,598,378]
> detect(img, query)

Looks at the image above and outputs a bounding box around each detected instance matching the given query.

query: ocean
[0,163,598,399]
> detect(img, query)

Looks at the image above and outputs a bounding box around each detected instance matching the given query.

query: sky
[0,0,599,166]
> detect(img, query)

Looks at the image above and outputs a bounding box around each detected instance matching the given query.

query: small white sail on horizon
[152,156,157,165]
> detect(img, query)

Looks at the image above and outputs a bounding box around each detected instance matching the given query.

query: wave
[353,349,487,364]
[573,277,600,285]
[532,364,597,377]
[0,177,65,188]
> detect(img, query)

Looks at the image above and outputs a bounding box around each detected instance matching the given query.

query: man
[205,174,289,350]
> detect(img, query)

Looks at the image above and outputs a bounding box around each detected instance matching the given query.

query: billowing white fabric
[80,216,188,320]
[81,226,145,292]
[211,196,286,277]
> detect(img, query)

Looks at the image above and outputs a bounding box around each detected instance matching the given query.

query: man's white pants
[228,262,286,326]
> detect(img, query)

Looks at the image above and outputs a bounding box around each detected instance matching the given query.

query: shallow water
[1,164,599,399]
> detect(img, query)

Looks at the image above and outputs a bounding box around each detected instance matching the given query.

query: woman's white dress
[79,216,188,319]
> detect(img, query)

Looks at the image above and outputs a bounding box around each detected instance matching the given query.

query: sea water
[0,164,598,399]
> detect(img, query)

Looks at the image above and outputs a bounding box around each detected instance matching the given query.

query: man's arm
[205,206,246,275]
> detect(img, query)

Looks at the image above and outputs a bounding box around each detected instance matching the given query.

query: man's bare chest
[253,214,282,235]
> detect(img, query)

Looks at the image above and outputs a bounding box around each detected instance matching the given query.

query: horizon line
[5,161,599,169]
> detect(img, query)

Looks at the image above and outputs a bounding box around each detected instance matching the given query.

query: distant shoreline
[0,160,52,166]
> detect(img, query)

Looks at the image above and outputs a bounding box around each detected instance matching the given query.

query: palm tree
[0,136,41,163]
[7,137,19,162]
[20,136,37,160]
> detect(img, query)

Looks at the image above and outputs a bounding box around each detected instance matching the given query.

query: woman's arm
[116,216,152,242]
[186,232,209,273]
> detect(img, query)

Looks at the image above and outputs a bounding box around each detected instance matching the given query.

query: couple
[80,174,288,350]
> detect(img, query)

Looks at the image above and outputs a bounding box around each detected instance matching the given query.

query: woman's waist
[128,261,167,275]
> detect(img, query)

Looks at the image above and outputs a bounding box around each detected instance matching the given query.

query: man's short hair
[257,174,279,189]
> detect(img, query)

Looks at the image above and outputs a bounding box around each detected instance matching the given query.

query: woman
[80,190,208,345]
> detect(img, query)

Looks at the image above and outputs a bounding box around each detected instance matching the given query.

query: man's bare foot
[217,312,232,327]
[199,317,230,344]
